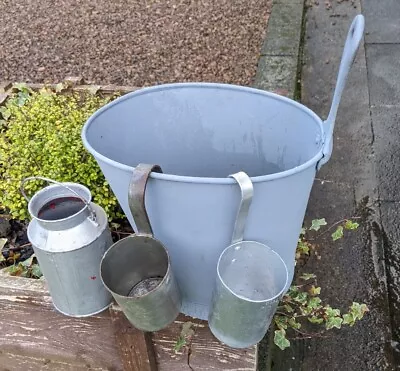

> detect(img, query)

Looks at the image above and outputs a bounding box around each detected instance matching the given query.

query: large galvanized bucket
[82,16,365,320]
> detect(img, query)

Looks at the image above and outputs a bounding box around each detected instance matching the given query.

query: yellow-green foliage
[0,85,121,220]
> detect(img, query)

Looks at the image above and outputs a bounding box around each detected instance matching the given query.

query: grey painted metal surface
[24,177,113,317]
[209,172,287,348]
[100,164,181,331]
[82,16,364,320]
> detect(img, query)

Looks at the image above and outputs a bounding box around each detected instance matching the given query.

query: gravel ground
[0,0,271,86]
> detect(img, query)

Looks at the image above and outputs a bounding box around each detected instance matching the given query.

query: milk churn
[22,176,113,317]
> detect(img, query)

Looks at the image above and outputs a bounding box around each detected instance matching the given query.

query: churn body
[27,182,113,317]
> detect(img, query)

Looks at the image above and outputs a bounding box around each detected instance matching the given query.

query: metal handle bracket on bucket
[317,15,365,170]
[230,172,253,244]
[21,176,97,223]
[128,164,163,236]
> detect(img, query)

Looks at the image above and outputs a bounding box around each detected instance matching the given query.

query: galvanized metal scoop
[100,164,181,332]
[208,171,289,348]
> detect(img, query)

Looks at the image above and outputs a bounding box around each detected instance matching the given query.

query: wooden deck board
[0,274,257,370]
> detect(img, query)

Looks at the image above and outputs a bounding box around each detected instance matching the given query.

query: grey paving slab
[379,201,400,358]
[371,106,400,202]
[261,1,304,56]
[271,0,396,369]
[362,0,400,44]
[253,55,297,96]
[366,44,400,106]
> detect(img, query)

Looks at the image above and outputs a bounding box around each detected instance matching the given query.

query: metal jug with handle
[100,164,181,332]
[208,172,288,348]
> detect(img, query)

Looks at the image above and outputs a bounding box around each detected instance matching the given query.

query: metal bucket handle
[20,176,97,222]
[318,14,365,170]
[128,164,163,236]
[229,171,254,244]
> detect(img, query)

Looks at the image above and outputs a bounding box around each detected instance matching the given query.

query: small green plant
[0,84,122,220]
[273,217,368,350]
[3,254,43,279]
[174,321,195,353]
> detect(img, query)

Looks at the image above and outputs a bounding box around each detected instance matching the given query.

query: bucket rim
[82,82,325,184]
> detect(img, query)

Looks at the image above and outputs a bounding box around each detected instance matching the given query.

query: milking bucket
[82,16,365,320]
[23,177,113,317]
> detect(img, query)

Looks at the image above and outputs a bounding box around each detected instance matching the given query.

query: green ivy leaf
[332,226,344,241]
[349,302,369,320]
[308,316,324,324]
[307,297,322,309]
[16,91,30,106]
[296,239,310,256]
[31,264,42,278]
[344,220,359,230]
[6,263,24,276]
[326,316,343,330]
[0,107,11,119]
[300,273,316,281]
[310,218,327,231]
[174,337,186,352]
[274,329,291,350]
[325,306,341,317]
[293,291,308,305]
[300,305,313,316]
[274,315,288,330]
[288,317,301,330]
[342,313,354,326]
[309,285,321,296]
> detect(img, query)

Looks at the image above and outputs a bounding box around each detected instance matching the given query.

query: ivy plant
[274,217,368,350]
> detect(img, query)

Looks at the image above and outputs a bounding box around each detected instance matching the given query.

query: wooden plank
[0,276,122,370]
[0,271,49,295]
[110,306,157,371]
[0,351,107,371]
[153,315,257,371]
[0,274,257,371]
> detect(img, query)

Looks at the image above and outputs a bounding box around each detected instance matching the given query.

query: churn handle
[20,176,97,222]
[318,14,365,170]
[128,164,163,236]
[230,172,253,244]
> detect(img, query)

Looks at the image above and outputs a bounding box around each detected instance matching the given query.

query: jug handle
[230,172,253,244]
[317,14,365,171]
[128,164,163,236]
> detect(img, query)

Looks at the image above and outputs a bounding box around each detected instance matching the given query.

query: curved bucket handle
[128,163,163,236]
[229,171,254,244]
[317,14,365,170]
